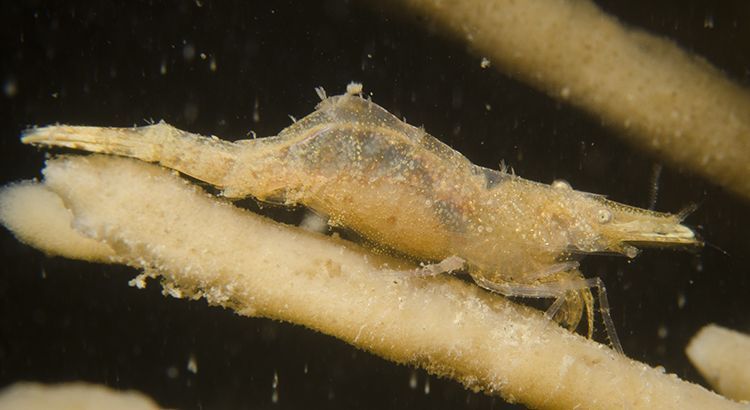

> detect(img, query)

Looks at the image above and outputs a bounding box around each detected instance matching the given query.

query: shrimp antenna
[676,202,699,222]
[647,163,662,210]
[704,240,730,257]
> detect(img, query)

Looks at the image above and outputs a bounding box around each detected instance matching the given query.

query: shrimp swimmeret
[22,85,700,353]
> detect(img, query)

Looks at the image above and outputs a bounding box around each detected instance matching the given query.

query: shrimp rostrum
[22,85,700,353]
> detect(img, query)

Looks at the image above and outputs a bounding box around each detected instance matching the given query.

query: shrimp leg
[472,268,623,354]
[415,256,467,277]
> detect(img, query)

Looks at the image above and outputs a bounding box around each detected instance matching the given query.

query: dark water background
[1,1,749,408]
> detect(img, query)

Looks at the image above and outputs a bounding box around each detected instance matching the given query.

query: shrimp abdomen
[23,122,239,188]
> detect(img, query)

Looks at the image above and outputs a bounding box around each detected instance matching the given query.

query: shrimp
[22,84,700,353]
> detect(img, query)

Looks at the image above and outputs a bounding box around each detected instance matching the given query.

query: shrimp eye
[597,209,612,224]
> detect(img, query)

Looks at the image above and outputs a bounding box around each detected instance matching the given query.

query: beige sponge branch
[687,324,750,402]
[390,0,750,200]
[0,182,116,262]
[0,155,742,409]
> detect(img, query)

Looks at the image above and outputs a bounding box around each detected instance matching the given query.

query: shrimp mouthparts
[616,221,697,246]
[597,198,701,251]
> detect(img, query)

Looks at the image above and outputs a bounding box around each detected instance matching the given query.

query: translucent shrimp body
[22,87,700,351]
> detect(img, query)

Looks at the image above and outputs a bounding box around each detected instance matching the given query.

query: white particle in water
[271,371,279,403]
[3,78,17,97]
[183,43,196,61]
[657,325,668,339]
[187,354,198,374]
[704,14,715,29]
[166,366,179,379]
[184,102,199,124]
[253,97,260,122]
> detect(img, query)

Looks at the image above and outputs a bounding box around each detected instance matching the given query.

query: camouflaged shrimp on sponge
[22,84,701,354]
